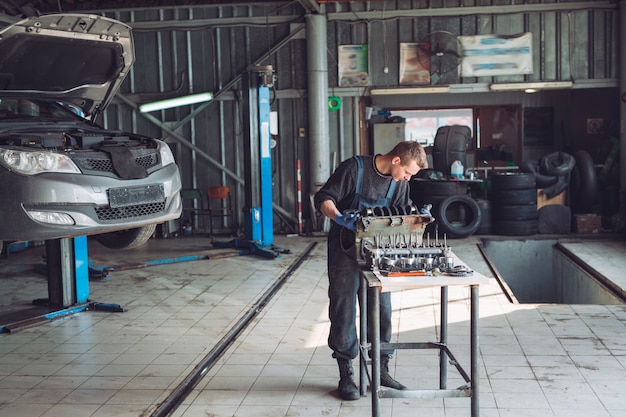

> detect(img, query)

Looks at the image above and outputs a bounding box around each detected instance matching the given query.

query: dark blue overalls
[327,156,396,360]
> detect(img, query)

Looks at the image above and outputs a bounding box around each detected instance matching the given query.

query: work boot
[336,359,360,400]
[380,354,407,390]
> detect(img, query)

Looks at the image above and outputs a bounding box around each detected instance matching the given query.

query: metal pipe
[439,286,448,389]
[619,0,626,192]
[306,13,331,192]
[149,241,317,417]
[470,285,480,417]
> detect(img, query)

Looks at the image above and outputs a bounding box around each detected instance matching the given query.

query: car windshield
[0,98,84,121]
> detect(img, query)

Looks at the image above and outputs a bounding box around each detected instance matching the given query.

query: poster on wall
[459,32,533,77]
[338,44,369,87]
[399,42,431,85]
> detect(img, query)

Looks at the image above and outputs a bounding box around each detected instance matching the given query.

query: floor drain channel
[150,241,318,417]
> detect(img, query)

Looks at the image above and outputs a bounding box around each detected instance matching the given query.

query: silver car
[0,14,182,251]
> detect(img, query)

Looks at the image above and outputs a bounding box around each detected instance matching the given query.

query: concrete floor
[1,233,625,417]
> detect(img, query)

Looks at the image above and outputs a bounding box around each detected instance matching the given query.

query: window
[391,108,473,147]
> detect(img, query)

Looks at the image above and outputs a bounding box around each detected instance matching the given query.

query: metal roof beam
[327,1,616,21]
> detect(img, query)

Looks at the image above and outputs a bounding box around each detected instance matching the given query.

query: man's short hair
[389,141,428,169]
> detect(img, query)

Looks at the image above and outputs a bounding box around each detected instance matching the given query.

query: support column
[620,1,626,196]
[306,13,330,193]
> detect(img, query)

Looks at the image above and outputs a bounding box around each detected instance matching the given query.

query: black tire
[433,194,481,238]
[419,180,469,196]
[541,175,569,199]
[569,150,598,214]
[492,204,538,221]
[475,198,492,234]
[493,219,539,236]
[491,189,537,205]
[540,152,576,177]
[93,224,157,249]
[489,172,536,190]
[520,159,559,188]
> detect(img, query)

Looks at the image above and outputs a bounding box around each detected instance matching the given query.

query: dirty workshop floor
[0,234,626,417]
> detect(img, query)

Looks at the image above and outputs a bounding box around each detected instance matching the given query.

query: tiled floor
[1,234,625,417]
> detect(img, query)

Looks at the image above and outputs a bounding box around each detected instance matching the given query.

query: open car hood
[0,13,134,118]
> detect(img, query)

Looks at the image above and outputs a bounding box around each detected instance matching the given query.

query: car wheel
[93,224,157,249]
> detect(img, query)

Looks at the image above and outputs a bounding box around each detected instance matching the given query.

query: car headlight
[157,140,176,167]
[0,148,81,175]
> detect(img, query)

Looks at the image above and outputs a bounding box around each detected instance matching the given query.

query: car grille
[95,202,166,221]
[74,152,159,174]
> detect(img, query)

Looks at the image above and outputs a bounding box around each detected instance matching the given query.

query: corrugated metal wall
[93,0,618,234]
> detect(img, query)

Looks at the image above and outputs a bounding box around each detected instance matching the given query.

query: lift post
[242,65,274,246]
[44,236,90,308]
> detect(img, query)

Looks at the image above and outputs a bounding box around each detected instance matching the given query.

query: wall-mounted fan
[416,31,463,76]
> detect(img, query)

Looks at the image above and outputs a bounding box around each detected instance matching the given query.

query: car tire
[569,150,598,214]
[93,224,157,249]
[434,194,482,238]
[475,198,492,235]
[540,151,576,177]
[491,189,538,205]
[493,204,539,221]
[489,172,536,190]
[520,159,559,188]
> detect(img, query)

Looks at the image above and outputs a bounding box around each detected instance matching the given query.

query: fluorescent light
[139,92,213,113]
[489,81,573,92]
[370,86,450,95]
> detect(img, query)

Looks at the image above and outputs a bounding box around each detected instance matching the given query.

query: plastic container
[451,160,464,179]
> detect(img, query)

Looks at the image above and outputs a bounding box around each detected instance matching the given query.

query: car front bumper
[0,163,182,241]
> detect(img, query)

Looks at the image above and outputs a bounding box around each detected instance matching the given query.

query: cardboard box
[573,213,602,234]
[537,189,566,210]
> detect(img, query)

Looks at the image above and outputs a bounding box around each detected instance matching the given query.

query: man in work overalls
[314,141,428,400]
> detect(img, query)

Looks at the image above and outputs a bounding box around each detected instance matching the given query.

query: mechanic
[314,141,428,400]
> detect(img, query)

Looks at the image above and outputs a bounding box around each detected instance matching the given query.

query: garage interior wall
[89,0,621,234]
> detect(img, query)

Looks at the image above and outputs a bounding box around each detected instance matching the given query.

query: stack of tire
[489,172,538,236]
[520,151,577,234]
[410,179,481,239]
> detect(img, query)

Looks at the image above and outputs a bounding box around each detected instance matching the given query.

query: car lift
[0,236,122,333]
[213,65,289,259]
[1,67,286,332]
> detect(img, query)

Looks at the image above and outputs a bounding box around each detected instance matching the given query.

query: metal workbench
[358,255,489,417]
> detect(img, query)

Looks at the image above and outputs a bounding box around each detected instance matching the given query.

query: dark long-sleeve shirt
[314,155,412,213]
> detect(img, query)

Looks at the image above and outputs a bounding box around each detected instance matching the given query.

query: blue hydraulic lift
[1,67,285,332]
[214,65,288,258]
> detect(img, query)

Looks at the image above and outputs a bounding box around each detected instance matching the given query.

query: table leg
[359,277,367,396]
[440,286,448,389]
[471,285,480,417]
[370,286,381,417]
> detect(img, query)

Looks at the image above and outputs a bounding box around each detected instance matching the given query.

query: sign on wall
[338,44,369,87]
[399,42,431,85]
[459,33,533,77]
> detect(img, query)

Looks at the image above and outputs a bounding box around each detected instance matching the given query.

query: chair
[206,186,235,235]
[180,188,210,232]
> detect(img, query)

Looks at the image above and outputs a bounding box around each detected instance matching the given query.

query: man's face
[391,157,421,181]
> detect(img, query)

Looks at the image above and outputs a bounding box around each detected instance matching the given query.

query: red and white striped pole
[297,159,303,235]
